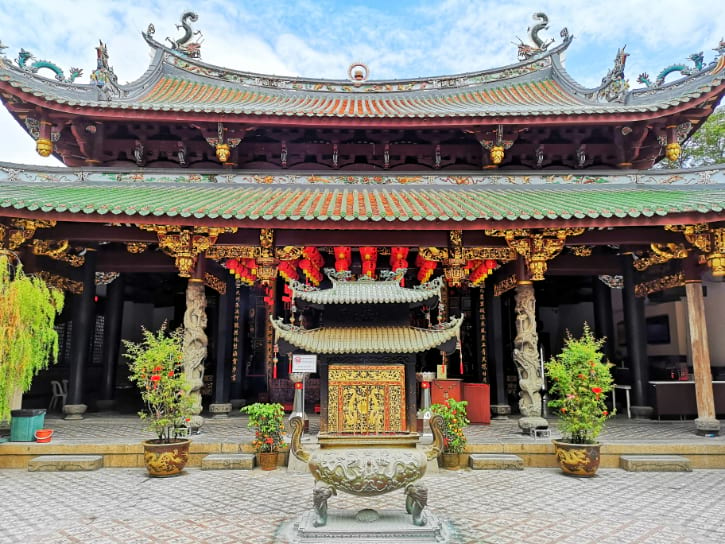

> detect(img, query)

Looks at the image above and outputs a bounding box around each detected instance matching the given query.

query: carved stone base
[63,404,87,420]
[517,416,548,434]
[188,415,204,429]
[695,417,721,436]
[209,403,233,418]
[630,405,654,419]
[490,404,511,419]
[278,509,453,543]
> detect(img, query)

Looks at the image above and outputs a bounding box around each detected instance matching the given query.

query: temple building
[0,12,724,434]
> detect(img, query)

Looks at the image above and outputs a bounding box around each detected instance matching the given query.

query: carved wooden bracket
[485,228,585,281]
[633,243,688,271]
[635,272,686,298]
[31,239,85,267]
[33,271,83,294]
[0,219,56,250]
[666,224,725,277]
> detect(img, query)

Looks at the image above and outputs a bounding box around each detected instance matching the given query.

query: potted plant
[546,323,614,476]
[0,252,64,426]
[124,324,194,477]
[431,398,469,469]
[241,402,286,470]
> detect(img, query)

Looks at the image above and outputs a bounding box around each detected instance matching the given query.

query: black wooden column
[210,276,236,417]
[486,282,510,418]
[65,250,96,419]
[97,274,124,411]
[592,276,616,364]
[621,254,652,417]
[230,285,249,403]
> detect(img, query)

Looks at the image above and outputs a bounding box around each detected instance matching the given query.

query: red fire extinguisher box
[463,383,491,424]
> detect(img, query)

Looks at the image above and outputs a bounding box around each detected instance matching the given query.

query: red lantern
[359,247,378,278]
[334,246,351,272]
[278,260,299,282]
[390,247,409,271]
[294,382,303,390]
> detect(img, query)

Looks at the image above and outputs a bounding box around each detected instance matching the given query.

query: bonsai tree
[0,253,64,422]
[546,324,614,444]
[430,398,469,453]
[241,402,286,453]
[124,324,194,443]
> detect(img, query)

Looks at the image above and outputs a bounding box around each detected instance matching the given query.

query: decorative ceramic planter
[552,440,601,477]
[34,429,53,443]
[439,452,460,470]
[142,439,190,477]
[257,451,279,470]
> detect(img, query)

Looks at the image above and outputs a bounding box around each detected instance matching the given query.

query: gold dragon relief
[328,365,406,433]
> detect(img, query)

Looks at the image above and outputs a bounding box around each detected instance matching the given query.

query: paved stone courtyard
[1,466,724,543]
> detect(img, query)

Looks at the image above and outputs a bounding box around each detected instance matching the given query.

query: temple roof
[1,163,724,227]
[270,317,463,354]
[1,24,723,124]
[289,273,442,305]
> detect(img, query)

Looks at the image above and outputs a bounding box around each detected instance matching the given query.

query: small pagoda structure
[272,270,462,434]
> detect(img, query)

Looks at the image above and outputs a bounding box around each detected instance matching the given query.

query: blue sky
[0,0,722,166]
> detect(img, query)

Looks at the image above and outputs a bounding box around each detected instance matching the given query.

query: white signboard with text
[292,354,317,373]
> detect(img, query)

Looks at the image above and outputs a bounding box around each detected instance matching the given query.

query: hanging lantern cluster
[334,246,352,272]
[278,260,299,282]
[225,258,257,286]
[466,259,498,286]
[416,253,438,283]
[299,246,324,285]
[359,246,378,278]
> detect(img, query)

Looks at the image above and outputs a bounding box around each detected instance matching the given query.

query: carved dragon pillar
[183,260,208,429]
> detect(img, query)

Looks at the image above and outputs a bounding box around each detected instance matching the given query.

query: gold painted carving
[139,225,236,277]
[203,273,226,294]
[0,219,56,250]
[126,242,148,254]
[634,272,685,298]
[205,230,283,285]
[36,138,53,157]
[31,240,85,267]
[666,224,725,277]
[633,243,688,271]
[205,245,259,260]
[485,228,585,281]
[328,365,406,434]
[34,271,83,294]
[494,274,517,297]
[570,245,593,257]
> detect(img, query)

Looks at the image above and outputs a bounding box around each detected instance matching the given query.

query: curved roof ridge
[139,29,574,93]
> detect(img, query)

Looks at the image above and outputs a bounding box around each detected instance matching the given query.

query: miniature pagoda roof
[1,162,724,228]
[270,316,463,354]
[289,271,443,305]
[1,19,724,125]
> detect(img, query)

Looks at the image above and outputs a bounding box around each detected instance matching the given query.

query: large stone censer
[289,414,445,527]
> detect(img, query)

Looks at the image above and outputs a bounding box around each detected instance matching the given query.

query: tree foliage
[660,106,724,168]
[0,254,64,421]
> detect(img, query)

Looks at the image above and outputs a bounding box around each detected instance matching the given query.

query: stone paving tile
[1,467,724,544]
[29,413,725,446]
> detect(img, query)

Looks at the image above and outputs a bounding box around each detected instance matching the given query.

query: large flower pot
[552,440,601,477]
[439,452,460,470]
[257,451,279,471]
[142,439,190,477]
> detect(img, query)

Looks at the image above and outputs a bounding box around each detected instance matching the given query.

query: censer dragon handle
[289,416,310,462]
[425,414,445,461]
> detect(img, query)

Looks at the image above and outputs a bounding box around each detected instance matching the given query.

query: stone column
[210,276,235,418]
[513,258,547,432]
[621,254,652,418]
[485,282,510,418]
[684,258,720,435]
[182,264,208,429]
[64,249,96,420]
[592,276,616,364]
[97,274,124,412]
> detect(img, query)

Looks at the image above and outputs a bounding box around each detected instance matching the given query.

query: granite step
[619,455,692,472]
[28,455,103,472]
[201,453,256,470]
[469,453,524,470]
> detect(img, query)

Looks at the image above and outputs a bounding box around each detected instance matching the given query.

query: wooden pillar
[65,249,96,419]
[97,274,124,411]
[684,257,720,435]
[621,254,652,417]
[486,282,510,418]
[210,275,235,417]
[592,276,616,363]
[230,285,248,402]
